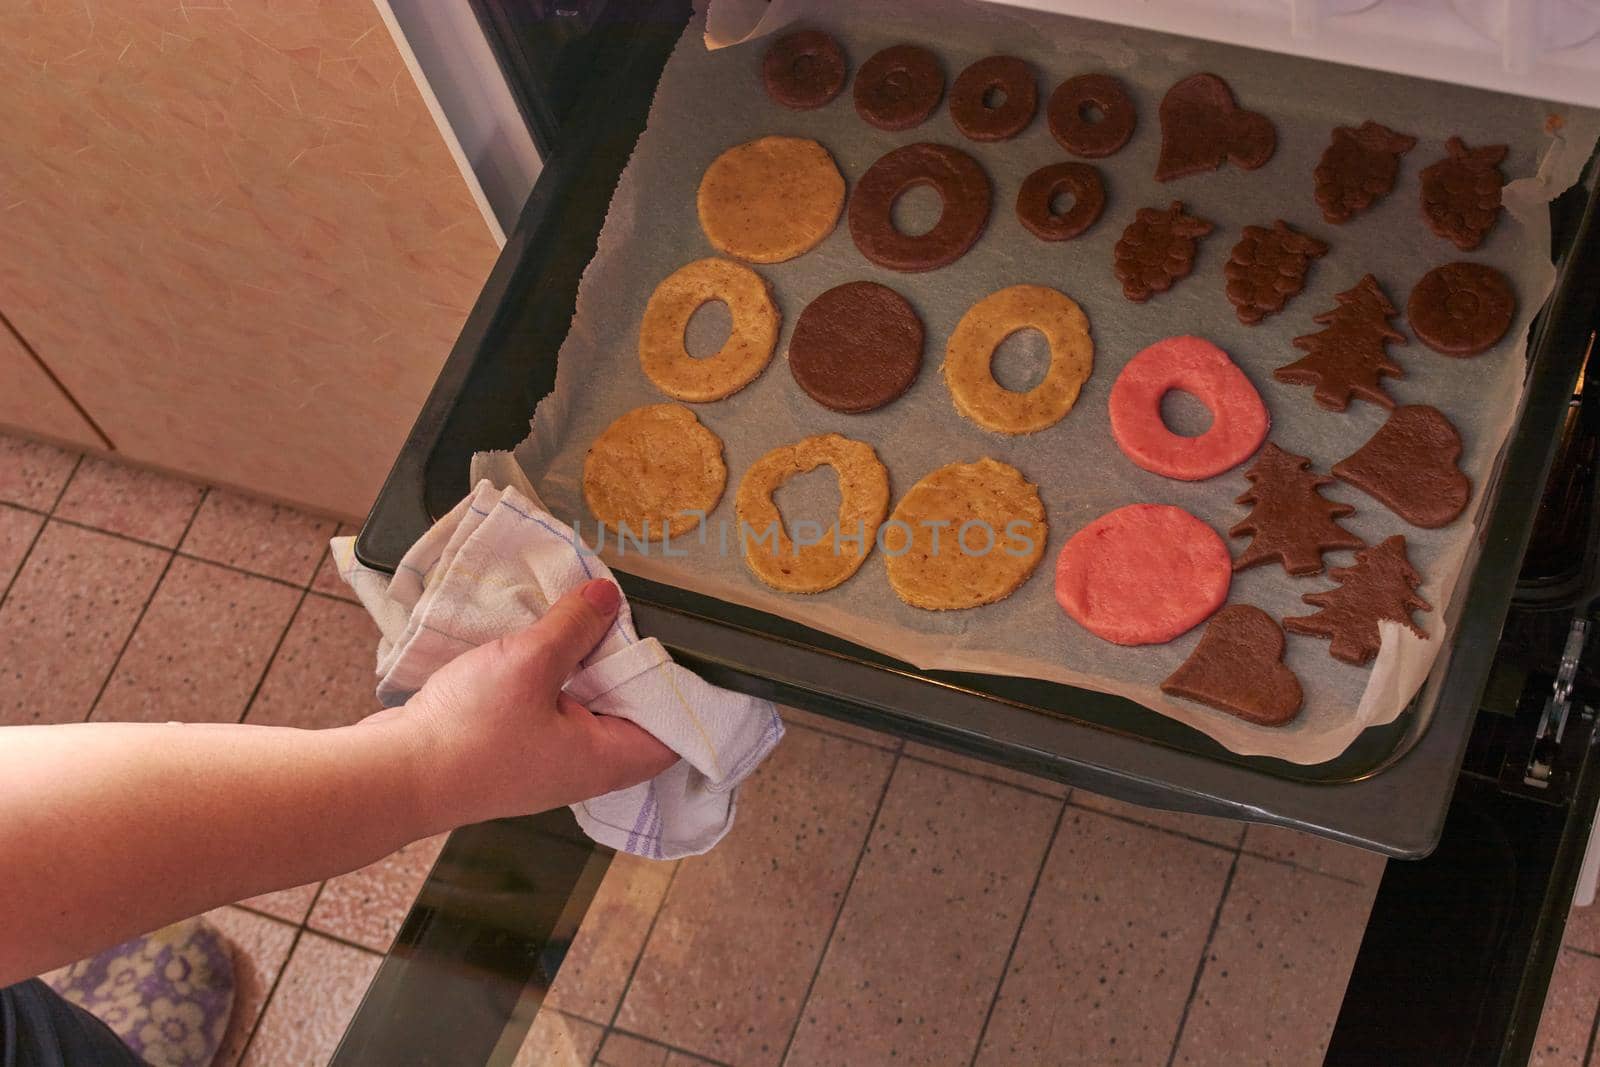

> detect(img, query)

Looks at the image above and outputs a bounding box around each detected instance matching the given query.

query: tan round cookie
[639,258,779,402]
[582,404,726,540]
[943,285,1093,434]
[883,459,1046,610]
[697,136,845,263]
[735,434,889,594]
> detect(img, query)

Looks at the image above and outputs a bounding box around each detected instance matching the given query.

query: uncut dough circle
[884,459,1046,610]
[582,404,726,540]
[1108,335,1269,480]
[943,285,1094,434]
[735,434,889,594]
[697,136,845,263]
[638,258,779,402]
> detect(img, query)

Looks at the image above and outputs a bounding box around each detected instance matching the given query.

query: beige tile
[1071,790,1245,848]
[92,557,301,723]
[246,595,381,729]
[617,730,896,1066]
[182,490,339,585]
[0,434,77,511]
[237,883,321,925]
[1531,948,1600,1067]
[308,834,447,952]
[55,456,203,547]
[0,521,167,725]
[239,932,381,1067]
[787,760,1058,1067]
[1564,901,1600,955]
[597,1029,671,1067]
[203,905,298,1067]
[1242,823,1388,886]
[546,852,677,1021]
[903,741,1069,797]
[511,1010,606,1067]
[781,704,900,749]
[1174,856,1377,1066]
[0,504,43,589]
[975,808,1233,1066]
[311,524,359,601]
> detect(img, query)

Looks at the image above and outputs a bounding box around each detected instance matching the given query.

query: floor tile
[975,808,1233,1067]
[902,741,1069,798]
[55,457,203,547]
[1071,789,1245,848]
[1531,948,1600,1067]
[1242,823,1388,886]
[92,557,300,724]
[780,704,901,750]
[597,1029,671,1066]
[0,505,43,590]
[1173,855,1378,1066]
[545,852,677,1021]
[511,1011,605,1067]
[311,524,359,601]
[0,435,77,511]
[239,932,380,1067]
[1564,901,1600,956]
[237,883,321,925]
[182,489,338,585]
[308,834,448,952]
[616,730,896,1067]
[663,1055,718,1067]
[0,521,166,725]
[787,760,1059,1067]
[202,906,298,1067]
[245,596,380,730]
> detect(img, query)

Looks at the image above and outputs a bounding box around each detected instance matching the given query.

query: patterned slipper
[45,916,235,1067]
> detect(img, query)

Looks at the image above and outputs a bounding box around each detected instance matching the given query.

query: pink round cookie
[1055,504,1231,645]
[1109,336,1269,480]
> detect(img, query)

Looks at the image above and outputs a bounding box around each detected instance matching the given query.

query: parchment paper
[497,0,1600,764]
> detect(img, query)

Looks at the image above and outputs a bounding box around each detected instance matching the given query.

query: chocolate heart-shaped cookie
[1334,405,1471,529]
[1161,604,1303,726]
[1155,73,1276,182]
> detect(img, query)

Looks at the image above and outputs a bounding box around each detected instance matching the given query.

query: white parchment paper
[496,0,1600,763]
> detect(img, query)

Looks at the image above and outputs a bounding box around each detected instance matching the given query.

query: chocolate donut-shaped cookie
[762,30,846,110]
[949,55,1037,142]
[1016,162,1105,241]
[848,143,992,272]
[1048,73,1136,159]
[854,44,944,131]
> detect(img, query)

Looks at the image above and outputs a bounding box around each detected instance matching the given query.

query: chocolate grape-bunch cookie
[1114,201,1213,303]
[1224,220,1328,325]
[1420,137,1507,251]
[1314,120,1416,224]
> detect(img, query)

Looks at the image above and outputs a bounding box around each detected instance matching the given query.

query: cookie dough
[949,55,1037,142]
[1231,443,1363,576]
[1047,73,1136,158]
[848,142,992,272]
[789,281,924,413]
[1114,201,1212,302]
[883,459,1046,610]
[582,404,726,540]
[1333,404,1471,528]
[1155,72,1275,181]
[1223,220,1329,326]
[1015,162,1105,241]
[1406,261,1515,356]
[943,285,1093,435]
[1109,336,1269,481]
[1161,605,1303,726]
[762,30,847,110]
[1314,121,1416,224]
[1055,504,1232,645]
[1284,535,1431,666]
[1420,137,1506,251]
[854,44,944,130]
[735,434,889,593]
[638,258,779,402]
[697,136,845,263]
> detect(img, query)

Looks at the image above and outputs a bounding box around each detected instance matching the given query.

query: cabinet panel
[0,320,102,450]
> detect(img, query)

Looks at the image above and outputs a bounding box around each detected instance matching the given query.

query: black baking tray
[358,0,1600,857]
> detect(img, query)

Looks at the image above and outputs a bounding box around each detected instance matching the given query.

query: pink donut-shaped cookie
[1109,336,1269,480]
[1055,504,1231,645]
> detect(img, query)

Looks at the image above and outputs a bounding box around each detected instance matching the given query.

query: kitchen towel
[328,479,784,859]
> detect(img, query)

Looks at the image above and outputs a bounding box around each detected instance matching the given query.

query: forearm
[0,719,441,985]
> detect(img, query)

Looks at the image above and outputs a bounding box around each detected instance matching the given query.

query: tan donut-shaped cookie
[884,459,1046,610]
[582,404,726,540]
[638,258,779,402]
[943,285,1094,434]
[735,434,889,594]
[697,136,845,263]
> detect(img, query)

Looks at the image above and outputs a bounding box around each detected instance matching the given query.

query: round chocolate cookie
[848,143,992,272]
[789,282,924,413]
[854,44,943,131]
[1047,73,1136,159]
[949,55,1037,142]
[1407,261,1515,356]
[762,30,846,110]
[1015,162,1105,241]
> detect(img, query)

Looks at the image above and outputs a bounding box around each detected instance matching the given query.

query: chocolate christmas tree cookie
[1231,443,1363,576]
[1162,605,1303,726]
[1224,220,1329,325]
[1284,535,1431,666]
[1114,201,1213,303]
[1313,121,1416,224]
[1420,137,1507,251]
[1275,274,1406,411]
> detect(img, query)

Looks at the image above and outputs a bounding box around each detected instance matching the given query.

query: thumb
[503,579,622,695]
[586,713,680,792]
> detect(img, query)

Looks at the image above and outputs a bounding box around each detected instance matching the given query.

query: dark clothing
[1,981,144,1067]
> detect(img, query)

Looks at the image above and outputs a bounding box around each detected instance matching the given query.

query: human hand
[390,579,678,829]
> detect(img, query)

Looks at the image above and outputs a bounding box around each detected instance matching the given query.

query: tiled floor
[4,430,1599,1066]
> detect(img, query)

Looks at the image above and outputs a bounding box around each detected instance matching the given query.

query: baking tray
[358,0,1600,856]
